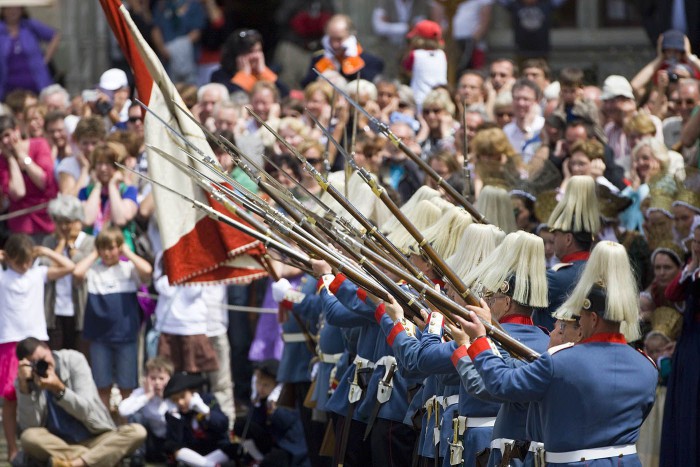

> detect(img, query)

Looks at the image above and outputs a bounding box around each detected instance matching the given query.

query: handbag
[45,391,93,443]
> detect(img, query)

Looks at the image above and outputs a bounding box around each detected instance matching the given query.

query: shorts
[90,340,138,389]
[158,333,219,373]
[0,342,18,401]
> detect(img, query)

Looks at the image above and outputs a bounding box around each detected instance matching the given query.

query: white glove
[271,278,292,303]
[189,392,210,415]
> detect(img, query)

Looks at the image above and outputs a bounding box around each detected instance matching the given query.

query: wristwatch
[22,156,32,168]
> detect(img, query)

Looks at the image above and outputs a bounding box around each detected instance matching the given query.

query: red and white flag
[100,0,266,285]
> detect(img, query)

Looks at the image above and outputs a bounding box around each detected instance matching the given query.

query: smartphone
[82,89,99,102]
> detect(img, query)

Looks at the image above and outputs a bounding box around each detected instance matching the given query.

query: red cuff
[451,345,468,368]
[387,322,405,346]
[467,337,491,360]
[328,274,347,295]
[357,288,367,302]
[374,303,386,323]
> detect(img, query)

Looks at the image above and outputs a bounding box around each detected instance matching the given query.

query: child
[119,356,176,463]
[73,227,152,412]
[402,20,447,110]
[163,372,231,467]
[234,359,309,467]
[0,233,74,462]
[56,115,106,196]
[556,67,600,126]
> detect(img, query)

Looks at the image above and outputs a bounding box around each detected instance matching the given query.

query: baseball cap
[661,30,685,52]
[407,20,443,42]
[600,75,634,101]
[98,68,129,91]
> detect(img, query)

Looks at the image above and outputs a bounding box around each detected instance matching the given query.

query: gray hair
[48,194,84,222]
[39,84,71,108]
[197,83,230,104]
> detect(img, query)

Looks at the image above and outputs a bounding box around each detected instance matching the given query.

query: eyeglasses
[672,99,697,106]
[128,116,143,123]
[306,158,323,165]
[484,294,508,307]
[422,108,443,114]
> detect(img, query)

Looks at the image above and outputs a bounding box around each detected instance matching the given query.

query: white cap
[600,75,634,101]
[98,68,129,91]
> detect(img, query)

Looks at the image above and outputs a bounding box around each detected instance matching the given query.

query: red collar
[561,251,590,263]
[579,332,627,345]
[499,314,533,325]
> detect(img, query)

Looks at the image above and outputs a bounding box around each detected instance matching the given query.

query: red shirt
[0,138,57,234]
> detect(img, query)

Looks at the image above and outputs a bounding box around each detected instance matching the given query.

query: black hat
[163,372,207,398]
[582,283,607,316]
[254,359,279,380]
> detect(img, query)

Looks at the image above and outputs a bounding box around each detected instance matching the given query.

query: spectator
[244,81,281,151]
[78,142,139,251]
[561,138,617,192]
[402,20,448,110]
[0,234,74,463]
[418,88,457,159]
[432,0,493,72]
[301,14,384,87]
[118,356,175,464]
[42,195,95,356]
[96,68,132,127]
[44,111,72,167]
[498,0,567,60]
[14,337,146,466]
[0,6,60,100]
[24,103,46,139]
[470,126,520,198]
[503,78,544,164]
[0,114,57,244]
[521,58,551,94]
[455,70,487,114]
[194,82,230,131]
[211,29,288,98]
[72,227,152,411]
[382,121,424,203]
[151,0,207,83]
[57,116,106,197]
[492,91,514,128]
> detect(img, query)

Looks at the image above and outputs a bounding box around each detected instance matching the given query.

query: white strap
[424,395,437,411]
[490,438,513,453]
[466,416,496,428]
[442,394,460,408]
[375,355,396,368]
[282,333,306,343]
[529,441,544,452]
[353,355,376,369]
[545,444,637,463]
[319,352,342,364]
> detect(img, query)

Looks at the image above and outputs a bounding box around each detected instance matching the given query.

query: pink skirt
[0,342,18,401]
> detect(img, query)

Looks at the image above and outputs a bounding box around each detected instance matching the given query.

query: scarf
[315,34,365,77]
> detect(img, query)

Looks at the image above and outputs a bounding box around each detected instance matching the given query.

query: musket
[323,87,336,175]
[461,100,472,202]
[307,109,480,303]
[346,78,360,199]
[313,69,489,224]
[246,107,434,286]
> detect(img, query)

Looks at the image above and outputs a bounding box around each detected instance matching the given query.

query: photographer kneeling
[14,337,146,467]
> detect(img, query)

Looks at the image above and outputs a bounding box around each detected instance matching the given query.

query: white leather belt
[319,352,342,364]
[442,394,460,408]
[353,355,375,370]
[466,416,496,428]
[491,438,514,453]
[282,333,306,343]
[529,441,544,452]
[545,444,636,463]
[375,355,396,367]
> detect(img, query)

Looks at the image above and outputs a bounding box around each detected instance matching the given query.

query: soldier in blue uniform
[272,273,325,466]
[450,241,657,466]
[533,176,601,331]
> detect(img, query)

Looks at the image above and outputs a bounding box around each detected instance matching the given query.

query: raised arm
[121,243,153,284]
[107,173,137,226]
[35,245,75,281]
[72,249,99,282]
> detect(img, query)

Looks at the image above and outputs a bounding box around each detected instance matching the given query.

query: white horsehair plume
[447,224,506,282]
[464,231,525,292]
[547,175,600,234]
[381,185,441,235]
[554,241,640,341]
[386,200,442,252]
[422,206,474,258]
[476,185,518,233]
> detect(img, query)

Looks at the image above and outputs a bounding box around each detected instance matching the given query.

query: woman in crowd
[418,88,457,160]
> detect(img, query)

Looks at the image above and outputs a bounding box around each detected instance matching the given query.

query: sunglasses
[128,116,143,123]
[422,108,443,114]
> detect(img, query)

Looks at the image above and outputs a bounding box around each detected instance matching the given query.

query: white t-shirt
[0,266,49,343]
[56,156,81,182]
[153,275,208,336]
[410,48,448,109]
[54,232,87,317]
[450,0,493,40]
[503,115,545,164]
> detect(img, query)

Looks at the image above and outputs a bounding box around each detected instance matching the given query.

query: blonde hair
[346,79,377,102]
[632,136,669,172]
[422,207,473,258]
[475,231,548,308]
[446,224,505,282]
[304,81,333,104]
[278,116,310,138]
[386,200,442,252]
[554,241,640,341]
[471,128,517,160]
[476,186,518,233]
[547,175,600,233]
[422,88,455,116]
[623,112,656,136]
[381,185,441,235]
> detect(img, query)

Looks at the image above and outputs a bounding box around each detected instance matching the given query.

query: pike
[313,69,488,224]
[461,100,473,202]
[246,107,435,287]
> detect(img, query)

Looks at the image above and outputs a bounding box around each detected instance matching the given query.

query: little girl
[402,20,448,110]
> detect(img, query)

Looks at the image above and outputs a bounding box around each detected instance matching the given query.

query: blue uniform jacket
[278,274,322,383]
[534,259,587,330]
[468,334,657,466]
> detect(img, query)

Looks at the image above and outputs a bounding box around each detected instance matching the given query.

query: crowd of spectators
[1,1,700,466]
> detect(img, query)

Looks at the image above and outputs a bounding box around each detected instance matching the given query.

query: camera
[667,70,680,83]
[31,359,49,378]
[95,99,113,116]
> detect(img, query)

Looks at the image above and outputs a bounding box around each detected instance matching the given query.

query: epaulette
[636,348,658,369]
[551,262,573,272]
[547,342,574,355]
